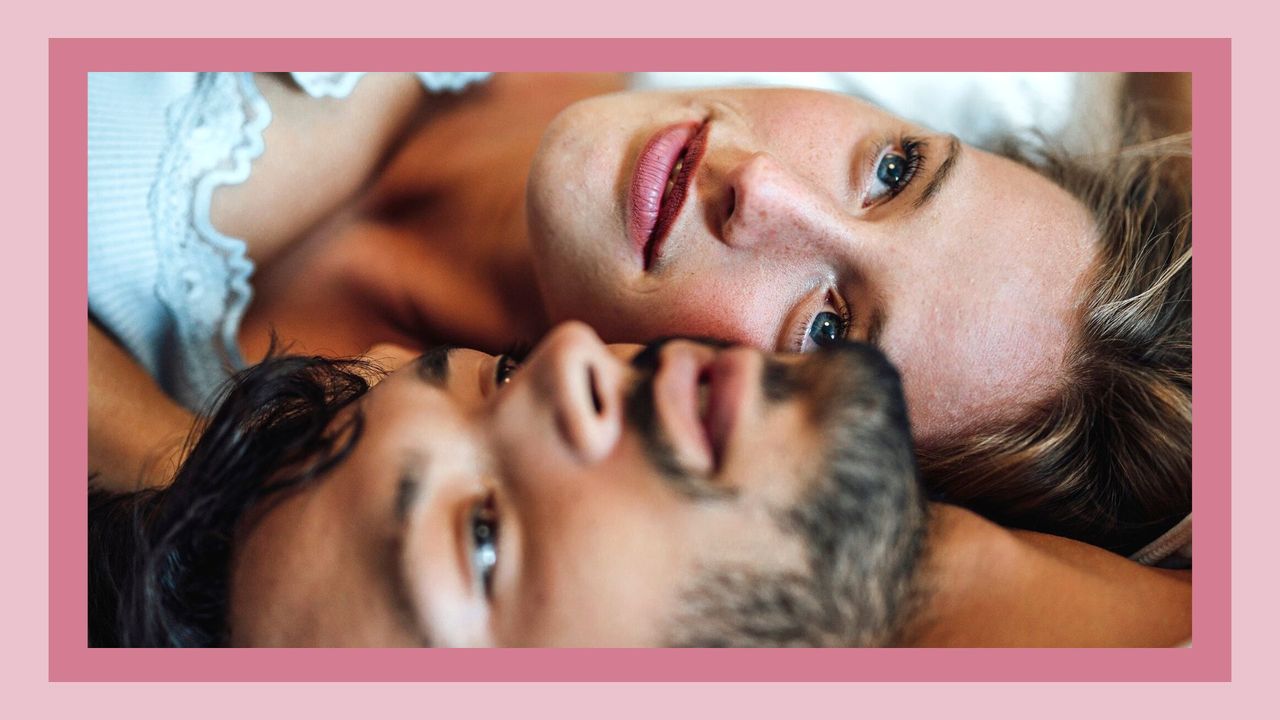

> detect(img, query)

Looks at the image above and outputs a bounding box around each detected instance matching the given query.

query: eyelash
[470,494,500,598]
[790,290,854,353]
[494,341,532,389]
[864,136,927,207]
[503,341,533,360]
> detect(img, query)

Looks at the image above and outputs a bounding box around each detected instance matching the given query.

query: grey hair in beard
[666,342,927,647]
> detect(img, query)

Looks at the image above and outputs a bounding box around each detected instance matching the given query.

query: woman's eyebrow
[912,134,963,211]
[413,345,457,387]
[866,303,886,348]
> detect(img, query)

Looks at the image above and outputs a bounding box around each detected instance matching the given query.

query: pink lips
[628,120,710,270]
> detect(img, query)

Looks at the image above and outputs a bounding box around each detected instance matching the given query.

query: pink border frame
[50,38,1229,682]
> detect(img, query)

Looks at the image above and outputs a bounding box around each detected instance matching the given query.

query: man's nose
[719,152,851,255]
[528,322,626,465]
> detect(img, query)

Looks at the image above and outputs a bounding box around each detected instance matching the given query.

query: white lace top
[88,72,489,410]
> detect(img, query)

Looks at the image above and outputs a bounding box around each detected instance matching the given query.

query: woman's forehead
[880,147,1096,439]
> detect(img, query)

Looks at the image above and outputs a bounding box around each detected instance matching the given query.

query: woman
[88,72,1190,558]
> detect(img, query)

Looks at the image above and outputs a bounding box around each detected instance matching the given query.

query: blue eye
[865,138,925,206]
[808,310,846,348]
[877,152,908,188]
[471,497,499,597]
[793,293,853,353]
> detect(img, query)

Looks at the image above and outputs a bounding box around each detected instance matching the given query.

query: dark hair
[93,341,926,648]
[917,124,1192,555]
[668,343,927,647]
[89,354,378,646]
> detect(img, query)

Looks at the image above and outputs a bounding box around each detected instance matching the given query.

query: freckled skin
[526,88,1095,440]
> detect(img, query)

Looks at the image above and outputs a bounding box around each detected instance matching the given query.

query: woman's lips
[628,119,711,270]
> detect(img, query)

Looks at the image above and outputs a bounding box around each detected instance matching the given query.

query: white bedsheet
[630,72,1124,152]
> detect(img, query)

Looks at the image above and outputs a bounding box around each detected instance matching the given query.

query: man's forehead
[229,445,435,646]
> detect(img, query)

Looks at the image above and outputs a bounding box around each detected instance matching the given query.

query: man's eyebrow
[395,465,424,523]
[388,461,434,646]
[912,134,962,211]
[413,345,456,387]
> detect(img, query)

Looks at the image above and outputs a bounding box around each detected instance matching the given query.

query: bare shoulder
[210,73,433,268]
[904,504,1191,647]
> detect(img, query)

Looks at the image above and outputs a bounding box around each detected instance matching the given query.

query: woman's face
[526,87,1096,440]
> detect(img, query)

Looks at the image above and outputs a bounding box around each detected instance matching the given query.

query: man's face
[229,323,919,647]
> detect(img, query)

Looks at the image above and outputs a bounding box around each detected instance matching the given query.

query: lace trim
[149,72,267,406]
[291,72,492,99]
[145,71,489,408]
[413,72,492,93]
[290,72,366,99]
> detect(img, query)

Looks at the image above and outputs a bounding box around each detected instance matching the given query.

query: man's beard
[622,337,909,495]
[776,342,926,646]
[626,338,928,647]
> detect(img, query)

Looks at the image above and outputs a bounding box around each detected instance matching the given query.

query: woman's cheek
[593,279,784,351]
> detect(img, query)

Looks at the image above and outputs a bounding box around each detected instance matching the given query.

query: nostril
[588,366,604,415]
[715,186,738,244]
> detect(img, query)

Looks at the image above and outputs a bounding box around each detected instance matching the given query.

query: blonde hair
[918,126,1192,555]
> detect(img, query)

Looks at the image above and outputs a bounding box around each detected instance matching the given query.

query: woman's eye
[470,496,499,597]
[807,311,847,350]
[864,139,924,206]
[878,152,908,187]
[795,294,852,353]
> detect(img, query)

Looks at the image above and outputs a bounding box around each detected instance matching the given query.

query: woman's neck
[358,73,629,351]
[241,74,628,359]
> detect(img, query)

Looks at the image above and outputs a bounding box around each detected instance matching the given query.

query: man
[90,323,1188,647]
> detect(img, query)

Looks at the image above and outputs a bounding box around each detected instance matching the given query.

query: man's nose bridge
[725,152,851,256]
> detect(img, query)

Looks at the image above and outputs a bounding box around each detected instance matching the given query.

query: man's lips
[628,119,711,270]
[702,348,753,473]
[652,343,752,477]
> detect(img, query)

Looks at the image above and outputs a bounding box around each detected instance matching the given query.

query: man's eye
[495,355,521,388]
[493,342,531,391]
[470,496,499,597]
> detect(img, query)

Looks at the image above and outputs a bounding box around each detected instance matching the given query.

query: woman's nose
[719,152,850,254]
[526,321,625,465]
